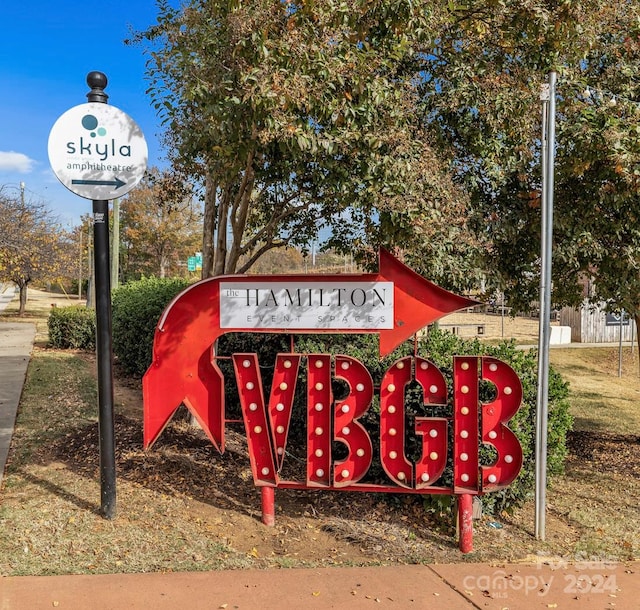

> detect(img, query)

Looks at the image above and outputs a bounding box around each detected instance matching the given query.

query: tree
[0,186,75,314]
[420,1,640,318]
[120,168,202,281]
[131,0,480,291]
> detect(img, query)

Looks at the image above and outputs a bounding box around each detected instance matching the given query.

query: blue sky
[0,1,165,227]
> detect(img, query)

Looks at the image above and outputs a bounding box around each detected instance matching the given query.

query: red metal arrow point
[377,249,479,355]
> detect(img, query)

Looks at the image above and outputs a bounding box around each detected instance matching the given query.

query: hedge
[48,306,96,350]
[111,277,191,377]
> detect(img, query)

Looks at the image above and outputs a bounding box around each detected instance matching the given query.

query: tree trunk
[213,184,232,276]
[227,180,254,274]
[226,152,255,275]
[202,170,216,279]
[18,282,28,316]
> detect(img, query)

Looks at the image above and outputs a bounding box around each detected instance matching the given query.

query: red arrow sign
[143,249,478,449]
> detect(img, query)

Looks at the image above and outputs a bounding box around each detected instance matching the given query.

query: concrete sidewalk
[0,283,17,312]
[1,560,638,609]
[0,320,35,489]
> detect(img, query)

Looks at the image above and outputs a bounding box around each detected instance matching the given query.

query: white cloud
[0,151,35,173]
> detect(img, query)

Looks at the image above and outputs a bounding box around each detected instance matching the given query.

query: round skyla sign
[48,102,148,200]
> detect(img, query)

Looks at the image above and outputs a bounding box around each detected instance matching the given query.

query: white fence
[559,303,636,343]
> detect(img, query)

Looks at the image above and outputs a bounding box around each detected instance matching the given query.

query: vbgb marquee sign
[143,250,523,552]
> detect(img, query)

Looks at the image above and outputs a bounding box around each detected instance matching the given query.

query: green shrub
[111,277,191,377]
[48,306,96,350]
[235,330,571,515]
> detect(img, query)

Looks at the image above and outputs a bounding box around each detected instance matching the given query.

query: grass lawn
[549,346,640,433]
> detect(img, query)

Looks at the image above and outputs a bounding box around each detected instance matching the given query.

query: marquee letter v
[232,353,301,485]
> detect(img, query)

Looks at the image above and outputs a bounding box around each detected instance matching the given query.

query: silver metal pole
[535,71,556,541]
[111,198,120,290]
[78,229,83,301]
[632,317,635,373]
[618,310,624,378]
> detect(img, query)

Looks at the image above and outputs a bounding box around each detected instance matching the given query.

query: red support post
[261,486,275,526]
[458,494,473,553]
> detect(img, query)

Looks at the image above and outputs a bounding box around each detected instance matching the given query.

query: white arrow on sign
[48,103,148,201]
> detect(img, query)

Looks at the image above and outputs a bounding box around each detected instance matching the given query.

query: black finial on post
[86,71,109,103]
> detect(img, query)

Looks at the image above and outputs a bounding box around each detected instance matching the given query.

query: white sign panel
[48,103,148,200]
[220,282,394,330]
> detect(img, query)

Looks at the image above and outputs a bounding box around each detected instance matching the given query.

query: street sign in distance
[48,103,148,201]
[605,312,630,326]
